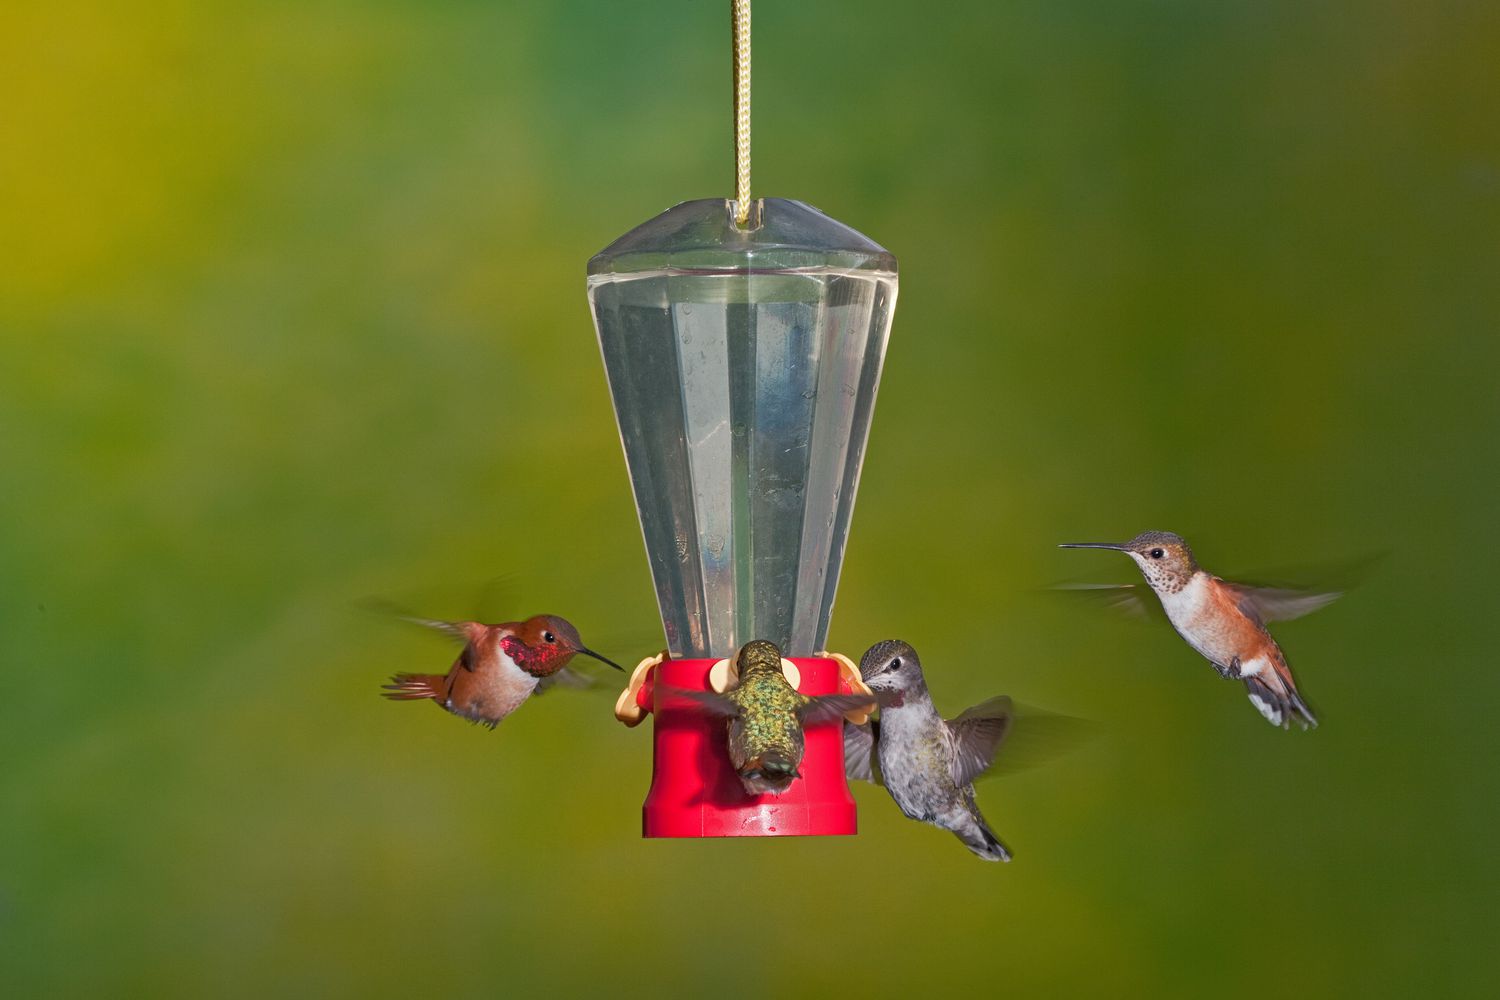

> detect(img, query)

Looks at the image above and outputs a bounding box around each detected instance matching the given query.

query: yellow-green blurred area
[2,0,1497,995]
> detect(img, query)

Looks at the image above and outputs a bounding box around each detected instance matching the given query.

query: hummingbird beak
[575,646,625,671]
[1058,542,1130,551]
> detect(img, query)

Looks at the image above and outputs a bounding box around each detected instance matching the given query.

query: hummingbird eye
[1150,548,1165,559]
[543,631,556,643]
[889,657,903,672]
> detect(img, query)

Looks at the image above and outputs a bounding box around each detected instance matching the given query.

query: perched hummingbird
[381,613,624,729]
[1059,531,1338,729]
[679,639,879,796]
[844,640,1014,862]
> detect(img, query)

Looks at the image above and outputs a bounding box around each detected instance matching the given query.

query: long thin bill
[1058,542,1129,550]
[578,647,626,671]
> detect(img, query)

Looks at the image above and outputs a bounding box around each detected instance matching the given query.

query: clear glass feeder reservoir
[588,198,897,658]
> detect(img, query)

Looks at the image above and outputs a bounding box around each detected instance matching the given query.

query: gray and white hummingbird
[845,640,1014,862]
[1060,530,1338,729]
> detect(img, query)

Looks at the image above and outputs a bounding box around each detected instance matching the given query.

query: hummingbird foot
[1214,657,1243,679]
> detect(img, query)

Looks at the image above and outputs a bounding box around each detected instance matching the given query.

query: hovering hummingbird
[678,639,879,796]
[1059,531,1338,729]
[381,613,623,729]
[844,640,1014,862]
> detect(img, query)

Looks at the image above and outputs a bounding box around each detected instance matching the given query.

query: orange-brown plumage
[1061,532,1329,729]
[1198,575,1279,655]
[379,613,622,729]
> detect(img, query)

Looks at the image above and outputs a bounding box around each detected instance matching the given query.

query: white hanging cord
[731,0,752,225]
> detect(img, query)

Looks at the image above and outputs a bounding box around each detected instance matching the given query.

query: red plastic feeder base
[640,656,858,838]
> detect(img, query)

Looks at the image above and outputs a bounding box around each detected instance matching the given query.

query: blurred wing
[981,704,1101,780]
[359,598,472,641]
[469,572,521,621]
[535,667,594,695]
[399,615,475,643]
[798,693,879,726]
[1050,583,1161,622]
[843,719,883,785]
[1222,581,1342,625]
[662,687,741,718]
[1217,550,1382,623]
[360,598,484,670]
[945,696,1014,787]
[536,656,638,696]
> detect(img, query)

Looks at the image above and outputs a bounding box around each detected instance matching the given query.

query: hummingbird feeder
[588,1,897,838]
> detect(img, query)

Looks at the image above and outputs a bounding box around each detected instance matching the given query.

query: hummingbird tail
[956,809,1012,862]
[737,750,800,796]
[762,749,798,773]
[381,673,446,702]
[1244,672,1318,730]
[756,750,800,779]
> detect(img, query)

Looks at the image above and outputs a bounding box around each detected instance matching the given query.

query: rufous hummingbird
[381,613,624,729]
[1060,531,1338,729]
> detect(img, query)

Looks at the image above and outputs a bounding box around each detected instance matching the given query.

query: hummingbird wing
[797,693,880,726]
[360,599,490,670]
[534,667,594,695]
[535,655,640,696]
[663,687,742,717]
[402,615,479,642]
[979,703,1100,779]
[1220,581,1342,624]
[1049,583,1164,622]
[1214,549,1383,623]
[842,719,883,784]
[945,696,1015,788]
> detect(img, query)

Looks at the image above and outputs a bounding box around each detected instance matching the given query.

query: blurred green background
[3,1,1497,996]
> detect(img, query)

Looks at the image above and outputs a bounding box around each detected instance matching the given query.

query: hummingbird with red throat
[1060,531,1338,729]
[381,613,623,729]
